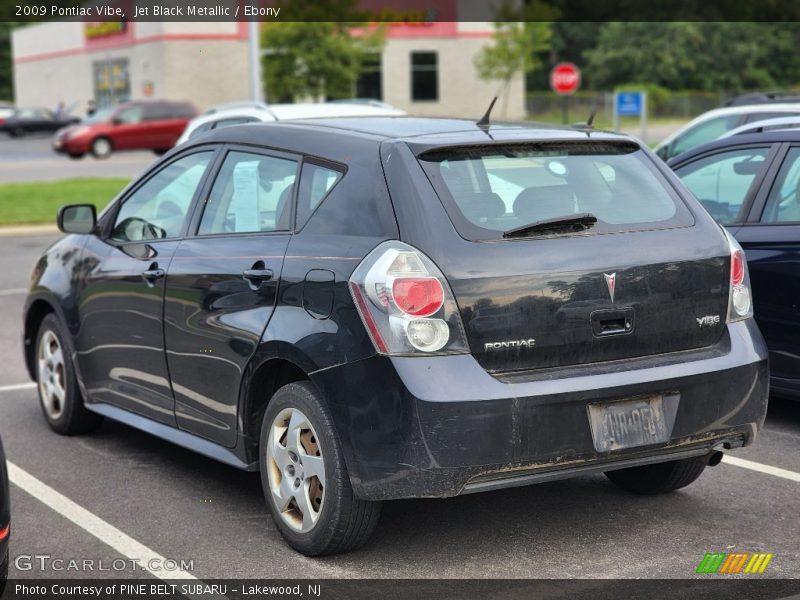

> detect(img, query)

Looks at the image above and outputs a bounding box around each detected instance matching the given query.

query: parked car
[328,98,398,109]
[722,91,800,107]
[25,118,768,556]
[655,104,800,161]
[176,102,406,145]
[0,107,79,137]
[719,115,800,139]
[52,100,197,159]
[669,129,800,399]
[0,103,15,127]
[0,435,9,593]
[203,100,270,115]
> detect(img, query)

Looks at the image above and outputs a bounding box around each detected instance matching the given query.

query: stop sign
[550,63,581,95]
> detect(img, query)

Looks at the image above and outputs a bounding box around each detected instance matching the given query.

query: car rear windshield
[418,142,694,240]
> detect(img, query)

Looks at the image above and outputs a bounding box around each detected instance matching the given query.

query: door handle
[141,263,165,287]
[243,261,273,289]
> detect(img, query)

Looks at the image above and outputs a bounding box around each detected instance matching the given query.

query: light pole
[248,21,264,102]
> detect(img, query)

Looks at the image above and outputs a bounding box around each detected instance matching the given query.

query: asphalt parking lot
[0,232,798,584]
[0,135,154,183]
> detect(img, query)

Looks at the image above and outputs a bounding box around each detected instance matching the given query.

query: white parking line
[7,461,198,581]
[0,288,27,297]
[0,382,36,393]
[723,455,800,483]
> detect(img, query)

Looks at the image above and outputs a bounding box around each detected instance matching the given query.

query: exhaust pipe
[707,451,724,467]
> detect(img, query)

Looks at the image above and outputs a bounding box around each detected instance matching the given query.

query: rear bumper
[313,319,769,501]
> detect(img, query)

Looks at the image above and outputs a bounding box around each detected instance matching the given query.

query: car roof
[694,103,800,119]
[667,128,800,166]
[184,117,637,163]
[720,115,800,138]
[121,100,192,107]
[273,116,633,145]
[655,103,800,151]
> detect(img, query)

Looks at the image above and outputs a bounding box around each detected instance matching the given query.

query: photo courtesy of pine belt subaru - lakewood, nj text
[23,116,768,556]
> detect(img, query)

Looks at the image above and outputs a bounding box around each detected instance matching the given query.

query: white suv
[655,103,800,160]
[177,101,405,145]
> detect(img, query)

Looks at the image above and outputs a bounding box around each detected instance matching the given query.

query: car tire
[90,137,112,159]
[10,127,24,138]
[259,381,381,556]
[604,457,707,495]
[0,548,7,597]
[35,314,103,435]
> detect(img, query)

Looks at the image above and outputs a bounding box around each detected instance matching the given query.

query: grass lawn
[0,178,130,225]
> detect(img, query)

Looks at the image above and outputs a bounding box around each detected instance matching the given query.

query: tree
[260,1,384,102]
[474,2,554,115]
[0,23,15,101]
[585,22,800,93]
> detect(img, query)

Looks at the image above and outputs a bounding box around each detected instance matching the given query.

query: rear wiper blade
[503,213,598,239]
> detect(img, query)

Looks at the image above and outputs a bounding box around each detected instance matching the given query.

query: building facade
[12,3,525,119]
[13,22,251,115]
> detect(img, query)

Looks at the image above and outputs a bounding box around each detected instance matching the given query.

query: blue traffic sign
[616,92,643,116]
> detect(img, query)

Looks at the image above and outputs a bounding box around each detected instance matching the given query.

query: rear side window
[198,151,298,235]
[418,142,693,240]
[295,163,343,229]
[214,117,259,129]
[189,122,214,140]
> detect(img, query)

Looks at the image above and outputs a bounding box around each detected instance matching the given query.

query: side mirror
[111,117,123,126]
[57,204,96,234]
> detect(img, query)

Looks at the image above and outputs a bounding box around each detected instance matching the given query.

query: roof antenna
[572,109,597,135]
[477,96,498,128]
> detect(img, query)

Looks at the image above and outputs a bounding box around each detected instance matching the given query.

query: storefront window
[411,51,438,102]
[356,53,383,101]
[93,59,130,108]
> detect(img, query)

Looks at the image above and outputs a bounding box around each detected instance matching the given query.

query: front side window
[411,52,438,102]
[198,151,298,235]
[761,146,800,223]
[670,115,740,157]
[419,142,693,240]
[115,106,142,124]
[111,152,212,241]
[674,147,769,224]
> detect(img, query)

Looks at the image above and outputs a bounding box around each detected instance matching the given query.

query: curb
[0,224,59,237]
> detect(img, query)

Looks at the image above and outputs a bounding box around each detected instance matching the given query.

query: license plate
[587,393,679,452]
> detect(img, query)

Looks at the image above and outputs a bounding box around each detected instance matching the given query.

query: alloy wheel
[266,407,326,533]
[37,329,66,420]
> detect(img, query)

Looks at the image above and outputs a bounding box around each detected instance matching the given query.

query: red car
[53,100,196,159]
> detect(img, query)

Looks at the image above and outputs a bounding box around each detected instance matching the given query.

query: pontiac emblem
[604,273,616,302]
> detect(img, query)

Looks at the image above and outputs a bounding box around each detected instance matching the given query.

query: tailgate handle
[591,308,634,337]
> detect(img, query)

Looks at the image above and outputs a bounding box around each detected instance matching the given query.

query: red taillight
[731,250,745,286]
[0,524,9,541]
[349,281,389,353]
[391,277,444,317]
